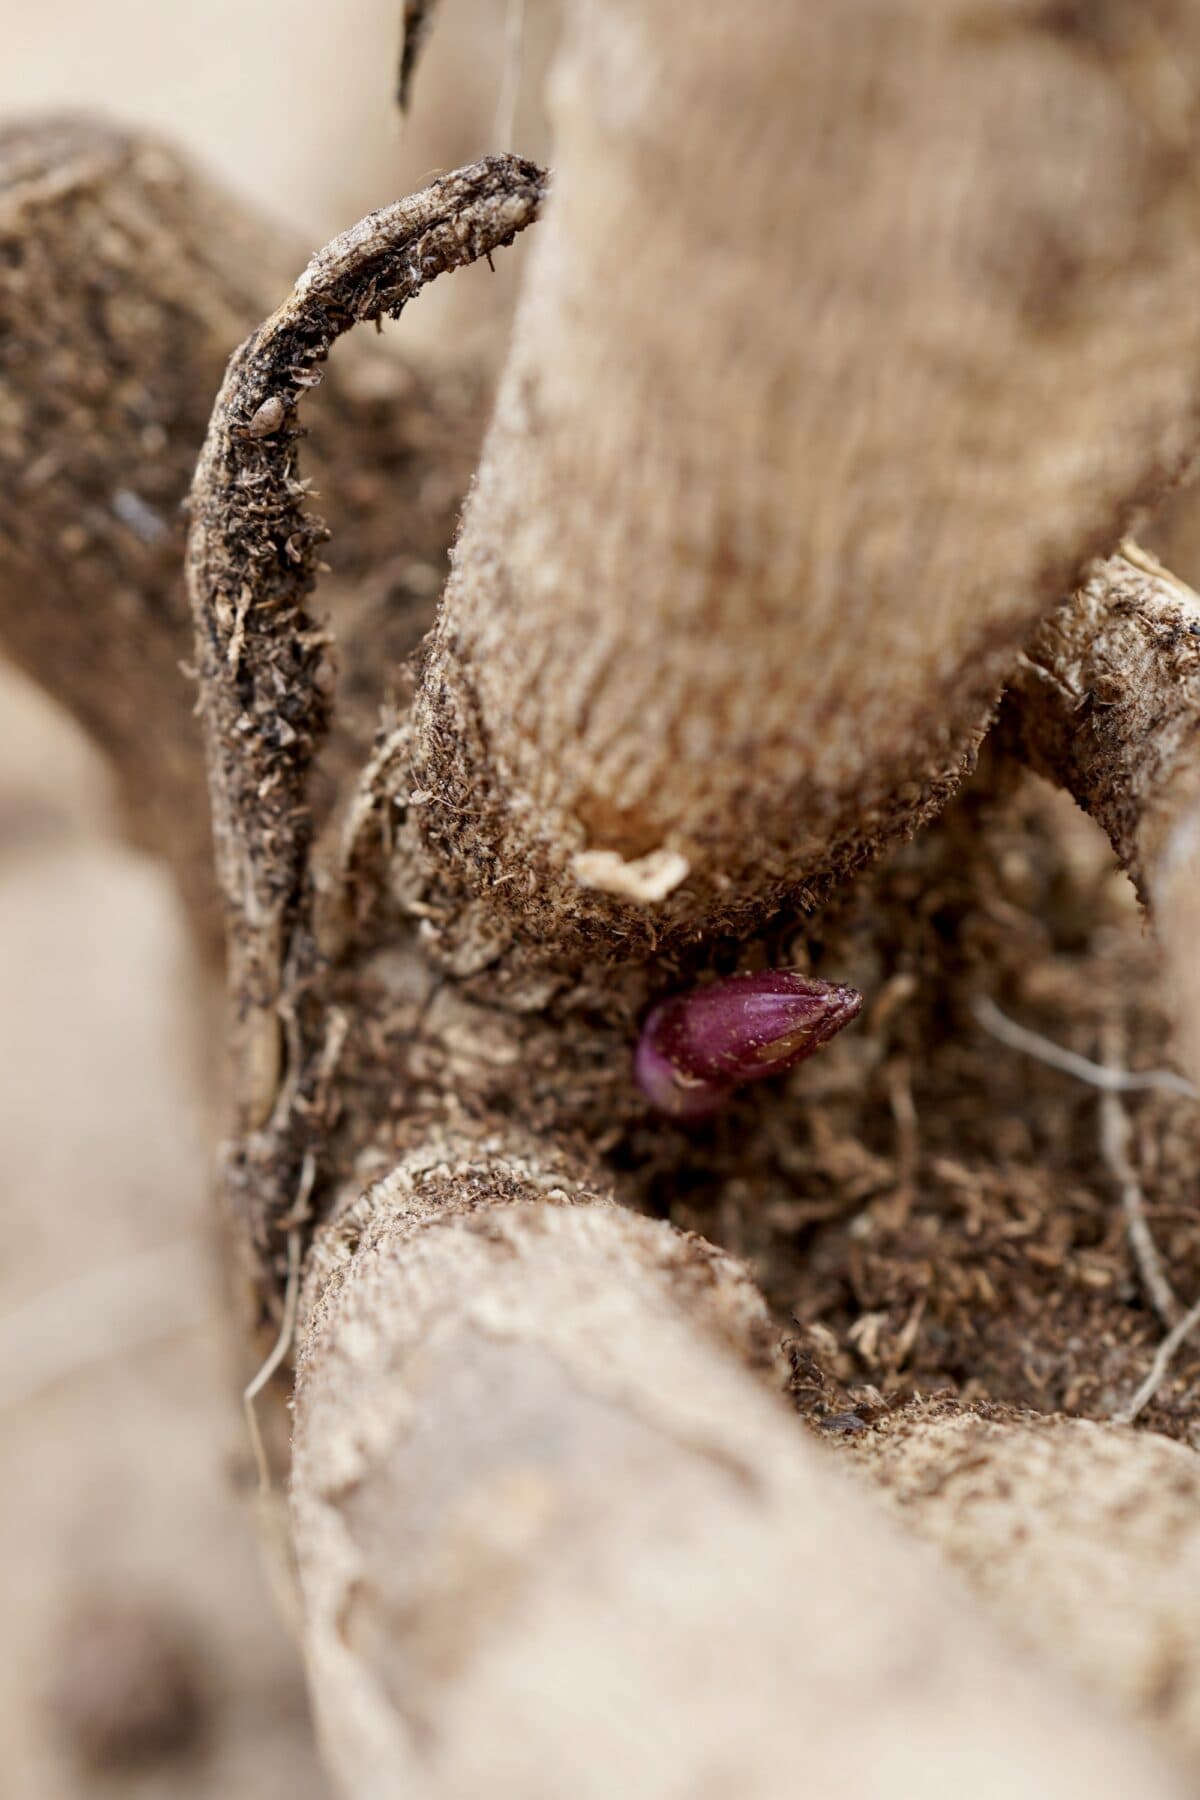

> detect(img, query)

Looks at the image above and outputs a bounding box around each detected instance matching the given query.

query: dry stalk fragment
[185,154,545,1295]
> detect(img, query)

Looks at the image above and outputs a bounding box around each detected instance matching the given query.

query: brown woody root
[0,118,489,956]
[290,1137,1189,1800]
[842,1399,1200,1765]
[0,118,272,942]
[395,0,1200,965]
[1005,544,1200,1081]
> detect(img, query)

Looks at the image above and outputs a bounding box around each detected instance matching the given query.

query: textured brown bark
[397,0,1200,964]
[0,119,269,939]
[187,153,543,1115]
[1005,544,1200,1079]
[290,1138,1187,1800]
[843,1400,1200,1764]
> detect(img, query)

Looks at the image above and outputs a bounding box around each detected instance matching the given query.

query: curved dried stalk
[185,155,545,1286]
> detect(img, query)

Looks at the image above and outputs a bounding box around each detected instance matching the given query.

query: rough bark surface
[843,1399,1200,1765]
[290,1144,1188,1800]
[399,0,1200,963]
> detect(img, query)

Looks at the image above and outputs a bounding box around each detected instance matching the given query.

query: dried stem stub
[1004,545,1200,1084]
[185,156,545,1298]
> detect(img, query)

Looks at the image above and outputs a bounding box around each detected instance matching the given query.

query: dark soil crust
[702,761,1200,1445]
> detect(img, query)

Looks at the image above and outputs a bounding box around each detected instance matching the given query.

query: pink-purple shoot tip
[635,969,863,1120]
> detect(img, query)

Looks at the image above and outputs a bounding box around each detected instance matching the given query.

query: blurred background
[0,3,555,1792]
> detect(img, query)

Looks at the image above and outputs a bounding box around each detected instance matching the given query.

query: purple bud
[635,970,863,1120]
[634,1030,730,1120]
